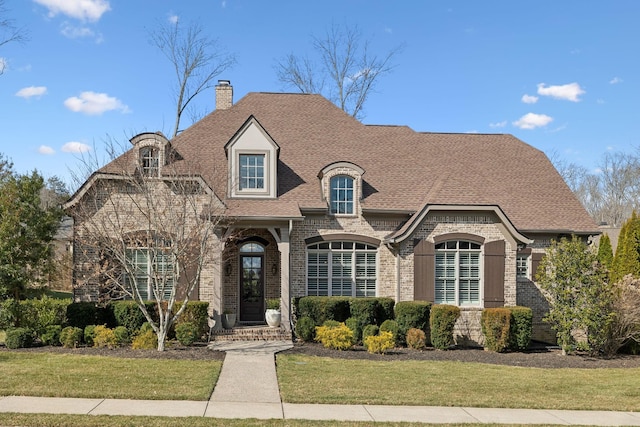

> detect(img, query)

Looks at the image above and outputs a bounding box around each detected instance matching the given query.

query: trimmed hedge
[394,301,431,345]
[66,302,98,329]
[297,297,351,325]
[380,319,400,344]
[295,316,316,342]
[112,301,155,332]
[174,301,209,339]
[345,317,362,344]
[175,322,198,346]
[507,306,533,351]
[40,325,63,347]
[430,304,460,350]
[481,308,511,352]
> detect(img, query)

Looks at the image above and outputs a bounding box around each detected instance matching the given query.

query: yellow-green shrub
[364,331,395,354]
[132,328,158,350]
[406,327,426,349]
[314,322,353,350]
[481,308,511,352]
[92,325,118,349]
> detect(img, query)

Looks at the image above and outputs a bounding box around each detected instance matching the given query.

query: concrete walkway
[1,340,640,425]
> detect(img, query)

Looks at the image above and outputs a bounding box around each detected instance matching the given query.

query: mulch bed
[4,341,640,369]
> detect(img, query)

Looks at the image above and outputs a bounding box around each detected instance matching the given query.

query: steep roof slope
[103,91,598,234]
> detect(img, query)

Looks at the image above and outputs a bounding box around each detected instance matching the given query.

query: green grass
[277,354,640,411]
[0,352,221,400]
[0,414,586,427]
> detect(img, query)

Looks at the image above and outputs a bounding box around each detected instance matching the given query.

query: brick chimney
[215,80,233,110]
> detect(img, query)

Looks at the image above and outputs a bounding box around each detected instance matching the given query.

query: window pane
[329,176,354,214]
[239,154,265,190]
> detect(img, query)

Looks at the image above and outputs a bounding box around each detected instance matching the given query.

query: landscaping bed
[4,340,640,369]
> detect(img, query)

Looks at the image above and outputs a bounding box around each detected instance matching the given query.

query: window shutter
[414,239,435,302]
[531,252,544,282]
[483,240,505,308]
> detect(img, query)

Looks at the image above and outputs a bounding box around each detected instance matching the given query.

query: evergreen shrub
[297,297,350,325]
[84,324,96,346]
[406,328,426,349]
[113,326,130,346]
[93,325,117,348]
[508,306,533,351]
[175,321,198,346]
[40,325,63,346]
[481,308,511,352]
[295,316,316,342]
[314,322,353,350]
[345,317,362,344]
[362,324,379,344]
[60,326,83,348]
[379,319,400,344]
[4,327,34,349]
[430,304,460,349]
[394,301,431,345]
[66,302,98,329]
[364,331,395,354]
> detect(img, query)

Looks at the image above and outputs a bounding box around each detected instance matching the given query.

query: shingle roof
[102,91,598,234]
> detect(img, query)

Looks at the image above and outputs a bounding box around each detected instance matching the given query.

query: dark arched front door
[239,243,264,322]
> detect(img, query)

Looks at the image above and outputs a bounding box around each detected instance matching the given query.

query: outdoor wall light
[271,263,278,275]
[225,262,232,276]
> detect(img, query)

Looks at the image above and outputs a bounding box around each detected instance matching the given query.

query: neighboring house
[65,80,598,344]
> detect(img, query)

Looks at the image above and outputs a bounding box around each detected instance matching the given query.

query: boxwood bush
[349,297,395,332]
[297,297,351,325]
[345,317,362,344]
[394,301,431,346]
[175,321,198,346]
[5,327,35,349]
[295,316,316,342]
[84,324,97,346]
[173,301,209,339]
[60,326,83,348]
[481,307,511,352]
[362,324,379,344]
[380,319,400,344]
[430,304,460,350]
[508,306,533,351]
[112,301,155,332]
[40,325,63,346]
[66,302,98,329]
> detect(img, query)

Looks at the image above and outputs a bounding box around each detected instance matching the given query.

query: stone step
[211,325,292,341]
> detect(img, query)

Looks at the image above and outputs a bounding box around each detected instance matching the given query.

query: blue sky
[1,0,638,189]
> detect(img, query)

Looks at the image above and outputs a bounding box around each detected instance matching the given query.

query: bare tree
[66,137,229,350]
[0,0,28,75]
[275,23,404,119]
[150,19,236,137]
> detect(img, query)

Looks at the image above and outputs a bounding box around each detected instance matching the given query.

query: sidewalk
[1,340,639,425]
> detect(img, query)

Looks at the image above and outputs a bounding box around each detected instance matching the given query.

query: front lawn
[0,352,220,400]
[277,354,640,411]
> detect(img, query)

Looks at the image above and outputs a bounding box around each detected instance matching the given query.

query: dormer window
[330,176,354,214]
[239,154,265,190]
[140,146,159,177]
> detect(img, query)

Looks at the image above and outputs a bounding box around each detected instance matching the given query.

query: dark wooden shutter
[414,239,435,302]
[176,256,199,300]
[531,252,544,282]
[483,240,505,308]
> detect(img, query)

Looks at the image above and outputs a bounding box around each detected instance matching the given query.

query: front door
[240,254,264,322]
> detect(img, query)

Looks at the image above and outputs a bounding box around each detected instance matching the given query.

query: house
[65,80,598,344]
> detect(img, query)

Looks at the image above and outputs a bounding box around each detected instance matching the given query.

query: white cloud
[521,94,538,104]
[38,145,55,155]
[64,91,130,115]
[168,14,179,24]
[610,77,623,84]
[16,86,48,98]
[489,121,507,128]
[61,142,91,153]
[34,0,111,22]
[537,82,585,102]
[61,23,95,38]
[513,113,553,130]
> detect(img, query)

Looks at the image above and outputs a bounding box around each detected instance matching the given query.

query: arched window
[140,146,159,177]
[239,242,265,253]
[330,176,354,214]
[307,241,377,297]
[434,240,481,306]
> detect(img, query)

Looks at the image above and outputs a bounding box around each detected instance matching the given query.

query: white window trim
[329,175,355,216]
[306,241,378,297]
[232,149,271,197]
[434,241,483,307]
[516,254,531,280]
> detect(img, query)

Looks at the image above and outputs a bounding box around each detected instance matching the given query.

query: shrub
[322,319,341,328]
[175,322,198,346]
[4,327,34,349]
[349,298,395,330]
[380,319,400,344]
[174,302,209,339]
[66,302,98,329]
[607,275,640,355]
[395,301,431,346]
[362,324,379,344]
[84,325,96,346]
[113,326,130,346]
[93,325,118,348]
[19,297,70,336]
[60,326,83,348]
[345,317,362,344]
[266,298,280,310]
[508,306,533,351]
[364,331,395,354]
[112,301,150,332]
[132,328,158,350]
[314,322,353,350]
[40,325,63,346]
[481,308,511,352]
[297,297,351,325]
[406,328,426,350]
[295,316,316,342]
[430,304,460,350]
[0,298,19,329]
